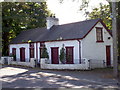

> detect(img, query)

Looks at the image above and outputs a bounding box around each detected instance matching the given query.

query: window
[96,27,103,42]
[12,48,16,61]
[29,43,34,58]
[20,47,25,62]
[40,42,45,58]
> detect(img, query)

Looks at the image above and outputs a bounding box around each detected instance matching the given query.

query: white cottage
[9,17,113,68]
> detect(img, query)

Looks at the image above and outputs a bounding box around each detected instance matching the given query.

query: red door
[66,47,74,64]
[51,47,59,64]
[106,46,111,66]
[20,48,25,62]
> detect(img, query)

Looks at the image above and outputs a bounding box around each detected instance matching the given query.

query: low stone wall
[41,58,90,70]
[0,57,13,65]
[89,59,106,69]
[10,58,36,68]
[0,57,36,68]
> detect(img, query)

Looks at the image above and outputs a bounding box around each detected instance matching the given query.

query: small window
[96,27,103,42]
[30,48,34,58]
[29,43,34,58]
[40,47,44,58]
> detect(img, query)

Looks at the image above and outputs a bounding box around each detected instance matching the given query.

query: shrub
[59,44,66,64]
[41,45,49,59]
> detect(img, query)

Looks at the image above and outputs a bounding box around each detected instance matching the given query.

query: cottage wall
[81,22,113,66]
[9,43,30,62]
[45,40,80,64]
[9,40,81,64]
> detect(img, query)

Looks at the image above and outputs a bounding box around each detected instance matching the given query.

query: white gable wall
[81,22,113,66]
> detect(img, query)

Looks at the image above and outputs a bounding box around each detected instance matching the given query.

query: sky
[47,0,109,24]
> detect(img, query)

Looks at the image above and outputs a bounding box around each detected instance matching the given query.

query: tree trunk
[2,31,9,56]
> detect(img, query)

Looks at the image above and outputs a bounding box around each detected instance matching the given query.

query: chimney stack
[46,16,59,29]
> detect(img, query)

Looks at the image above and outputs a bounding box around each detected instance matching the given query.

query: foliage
[2,2,51,56]
[59,44,66,64]
[89,4,112,30]
[41,45,49,59]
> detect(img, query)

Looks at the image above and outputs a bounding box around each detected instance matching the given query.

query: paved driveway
[0,65,119,89]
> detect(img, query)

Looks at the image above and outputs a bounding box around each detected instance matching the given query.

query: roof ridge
[56,18,101,26]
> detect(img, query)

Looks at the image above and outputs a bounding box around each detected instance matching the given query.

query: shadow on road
[1,65,119,89]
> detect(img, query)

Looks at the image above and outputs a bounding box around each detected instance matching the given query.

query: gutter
[77,40,81,64]
[36,42,38,62]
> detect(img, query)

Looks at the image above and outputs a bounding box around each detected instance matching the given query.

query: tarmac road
[0,65,119,89]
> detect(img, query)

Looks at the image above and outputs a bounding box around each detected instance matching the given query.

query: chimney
[46,16,59,29]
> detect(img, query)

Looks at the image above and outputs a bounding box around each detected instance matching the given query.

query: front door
[66,47,74,64]
[51,47,59,64]
[20,48,25,62]
[106,46,111,66]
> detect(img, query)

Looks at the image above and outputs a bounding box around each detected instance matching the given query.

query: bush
[59,45,66,64]
[41,45,49,59]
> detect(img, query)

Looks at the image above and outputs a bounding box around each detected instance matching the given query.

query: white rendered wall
[37,42,40,62]
[9,43,30,62]
[81,22,113,66]
[45,40,80,64]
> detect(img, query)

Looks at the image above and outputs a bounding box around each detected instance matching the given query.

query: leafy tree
[2,2,51,56]
[89,4,112,30]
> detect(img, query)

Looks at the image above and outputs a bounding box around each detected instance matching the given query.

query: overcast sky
[47,0,109,24]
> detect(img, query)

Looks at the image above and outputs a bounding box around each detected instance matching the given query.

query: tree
[89,4,112,30]
[2,2,51,56]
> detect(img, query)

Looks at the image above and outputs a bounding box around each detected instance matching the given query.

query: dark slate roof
[10,18,105,44]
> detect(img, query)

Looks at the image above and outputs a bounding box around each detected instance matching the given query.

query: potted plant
[59,44,66,64]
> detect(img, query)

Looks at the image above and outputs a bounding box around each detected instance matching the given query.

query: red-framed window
[29,43,34,58]
[40,42,45,58]
[12,48,16,61]
[96,27,104,42]
[20,47,25,62]
[66,47,74,64]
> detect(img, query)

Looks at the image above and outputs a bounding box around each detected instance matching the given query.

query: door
[51,47,59,64]
[20,48,25,62]
[106,46,111,66]
[66,47,74,64]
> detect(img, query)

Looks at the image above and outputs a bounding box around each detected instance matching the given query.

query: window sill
[96,41,104,43]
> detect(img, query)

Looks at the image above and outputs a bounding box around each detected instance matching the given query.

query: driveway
[0,65,119,89]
